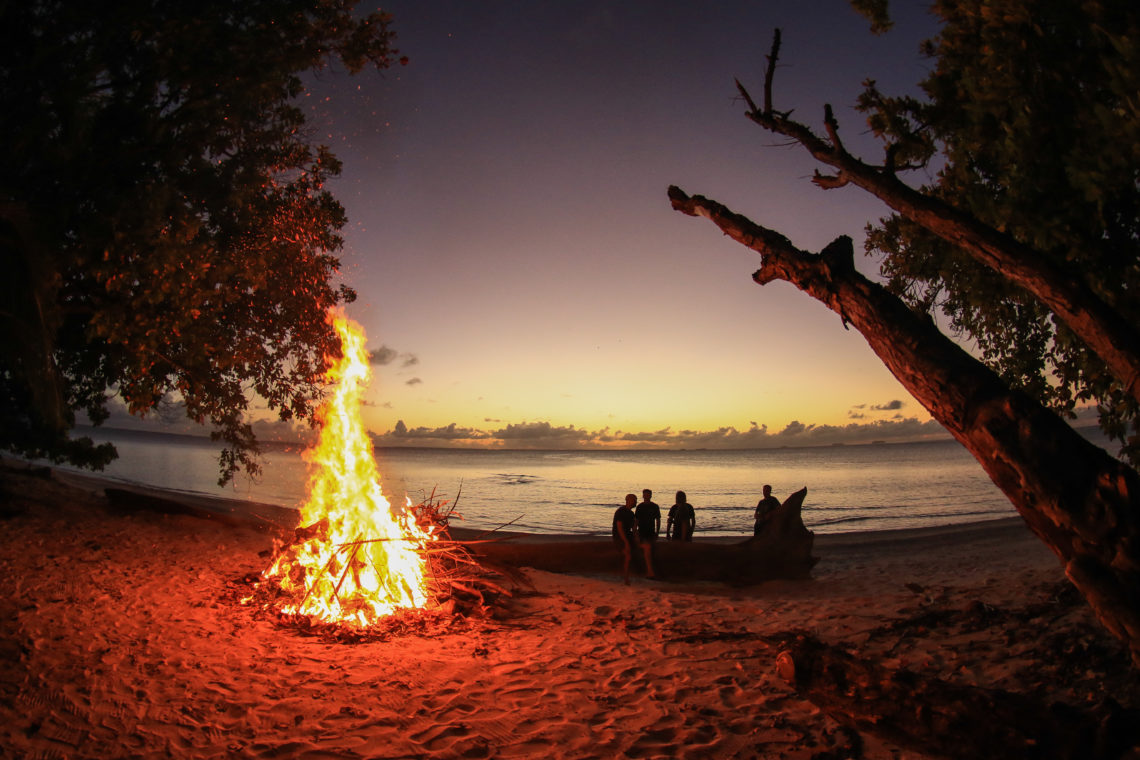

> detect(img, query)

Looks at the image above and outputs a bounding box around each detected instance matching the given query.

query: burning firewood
[240,310,524,640]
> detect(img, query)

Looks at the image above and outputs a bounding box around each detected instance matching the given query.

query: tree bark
[0,204,69,434]
[668,185,1140,665]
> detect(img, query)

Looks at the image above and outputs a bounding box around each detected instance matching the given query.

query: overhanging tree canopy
[670,1,1140,663]
[0,0,404,482]
[858,0,1140,463]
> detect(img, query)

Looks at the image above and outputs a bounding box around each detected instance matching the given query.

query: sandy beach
[2,459,1137,760]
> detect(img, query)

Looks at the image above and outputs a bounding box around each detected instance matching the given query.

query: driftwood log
[462,488,817,584]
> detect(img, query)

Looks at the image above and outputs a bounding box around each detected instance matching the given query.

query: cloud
[87,399,948,455]
[79,393,316,444]
[251,417,315,445]
[848,400,903,419]
[778,420,809,437]
[369,346,420,372]
[405,377,423,386]
[491,421,590,448]
[615,429,671,443]
[374,420,490,446]
[370,416,948,450]
[82,394,200,436]
[368,346,399,366]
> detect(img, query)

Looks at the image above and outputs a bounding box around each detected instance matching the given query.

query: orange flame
[261,309,434,626]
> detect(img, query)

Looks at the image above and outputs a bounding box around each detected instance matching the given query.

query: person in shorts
[612,493,637,584]
[635,489,661,578]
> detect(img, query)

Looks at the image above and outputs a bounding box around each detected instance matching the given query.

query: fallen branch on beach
[410,490,534,615]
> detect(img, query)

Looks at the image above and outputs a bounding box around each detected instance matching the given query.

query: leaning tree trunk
[669,185,1140,665]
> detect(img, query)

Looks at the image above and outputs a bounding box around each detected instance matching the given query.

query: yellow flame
[262,309,433,627]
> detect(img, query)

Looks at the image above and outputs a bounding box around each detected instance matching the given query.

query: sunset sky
[301,0,948,449]
[100,1,956,449]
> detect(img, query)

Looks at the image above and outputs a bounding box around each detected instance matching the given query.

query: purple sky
[112,1,960,449]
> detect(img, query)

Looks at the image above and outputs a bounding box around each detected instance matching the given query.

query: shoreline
[3,457,1137,758]
[41,458,1020,544]
[4,452,1035,564]
[37,435,1022,537]
[14,457,1051,583]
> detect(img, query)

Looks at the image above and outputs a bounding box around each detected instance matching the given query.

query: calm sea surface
[58,428,1027,536]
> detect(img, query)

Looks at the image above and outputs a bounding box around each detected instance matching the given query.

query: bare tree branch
[734,78,758,114]
[668,184,1140,664]
[744,30,1140,405]
[763,27,780,115]
[811,170,849,189]
[822,103,844,153]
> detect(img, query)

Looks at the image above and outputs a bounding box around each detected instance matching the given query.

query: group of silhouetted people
[609,488,696,584]
[611,485,781,583]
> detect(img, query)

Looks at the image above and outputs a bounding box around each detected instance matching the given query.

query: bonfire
[257,309,438,628]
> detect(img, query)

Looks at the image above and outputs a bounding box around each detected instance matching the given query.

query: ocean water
[59,428,1022,536]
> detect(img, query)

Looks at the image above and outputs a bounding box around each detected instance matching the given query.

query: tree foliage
[857,0,1140,463]
[0,1,403,482]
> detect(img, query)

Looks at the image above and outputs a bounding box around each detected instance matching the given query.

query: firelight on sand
[260,310,436,626]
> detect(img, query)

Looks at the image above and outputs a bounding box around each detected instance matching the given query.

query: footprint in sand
[440,700,478,717]
[499,685,546,700]
[464,717,515,744]
[409,721,472,752]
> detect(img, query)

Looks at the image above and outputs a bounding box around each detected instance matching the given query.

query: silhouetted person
[666,490,696,542]
[754,484,779,537]
[612,493,637,584]
[635,488,660,578]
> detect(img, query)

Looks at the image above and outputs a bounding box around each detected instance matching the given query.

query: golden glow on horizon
[361,342,918,442]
